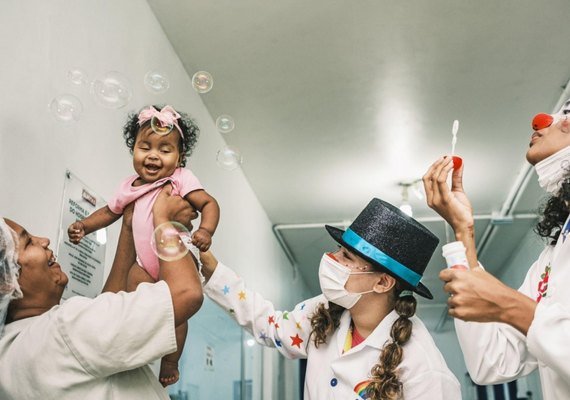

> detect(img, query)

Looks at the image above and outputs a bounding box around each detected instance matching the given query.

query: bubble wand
[446,119,461,243]
[450,120,462,170]
[451,120,459,155]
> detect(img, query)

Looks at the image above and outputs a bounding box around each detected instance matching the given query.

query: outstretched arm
[68,205,121,244]
[200,250,323,359]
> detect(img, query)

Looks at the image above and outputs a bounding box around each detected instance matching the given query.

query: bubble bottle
[442,241,469,270]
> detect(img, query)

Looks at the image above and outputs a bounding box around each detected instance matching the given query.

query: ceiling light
[398,183,413,217]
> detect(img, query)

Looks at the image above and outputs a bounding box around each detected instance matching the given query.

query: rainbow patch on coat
[354,380,372,399]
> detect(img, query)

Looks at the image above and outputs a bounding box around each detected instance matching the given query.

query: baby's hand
[68,221,85,244]
[192,228,212,252]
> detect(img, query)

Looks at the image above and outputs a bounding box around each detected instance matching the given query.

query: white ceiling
[147,0,570,304]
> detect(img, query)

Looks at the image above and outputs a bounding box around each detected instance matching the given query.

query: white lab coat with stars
[204,262,461,400]
[455,216,570,400]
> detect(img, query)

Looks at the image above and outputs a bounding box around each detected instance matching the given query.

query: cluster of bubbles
[189,71,242,171]
[50,68,172,123]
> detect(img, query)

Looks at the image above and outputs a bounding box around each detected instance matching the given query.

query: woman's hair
[367,283,415,400]
[309,302,345,348]
[122,105,199,167]
[309,279,415,400]
[535,177,570,245]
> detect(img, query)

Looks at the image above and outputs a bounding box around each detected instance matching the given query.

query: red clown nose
[532,113,554,131]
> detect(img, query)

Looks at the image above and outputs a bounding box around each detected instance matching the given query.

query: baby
[68,104,220,386]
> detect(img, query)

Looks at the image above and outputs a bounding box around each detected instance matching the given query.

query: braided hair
[535,177,570,245]
[308,282,415,400]
[122,105,199,168]
[367,283,415,399]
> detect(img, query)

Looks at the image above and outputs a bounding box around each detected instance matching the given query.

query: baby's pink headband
[137,105,183,137]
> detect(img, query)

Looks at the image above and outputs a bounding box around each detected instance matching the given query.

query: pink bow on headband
[137,105,183,136]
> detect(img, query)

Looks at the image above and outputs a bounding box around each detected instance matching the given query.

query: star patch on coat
[290,334,303,348]
[238,291,246,300]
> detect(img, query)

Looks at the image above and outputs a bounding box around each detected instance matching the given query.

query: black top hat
[325,198,439,299]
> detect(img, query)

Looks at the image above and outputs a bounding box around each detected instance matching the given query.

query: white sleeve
[204,262,324,359]
[454,261,539,384]
[404,370,462,400]
[56,281,177,377]
[527,301,570,380]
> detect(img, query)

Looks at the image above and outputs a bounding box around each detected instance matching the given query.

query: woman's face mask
[318,252,376,309]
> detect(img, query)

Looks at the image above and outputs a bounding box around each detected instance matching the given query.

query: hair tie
[399,290,414,298]
[137,105,183,137]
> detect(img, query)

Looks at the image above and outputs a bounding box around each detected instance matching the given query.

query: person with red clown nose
[422,99,570,400]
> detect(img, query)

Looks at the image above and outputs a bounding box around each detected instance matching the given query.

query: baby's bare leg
[159,321,188,387]
[127,264,185,386]
[127,263,154,292]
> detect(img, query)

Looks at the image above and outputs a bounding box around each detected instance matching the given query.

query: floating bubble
[216,146,243,171]
[216,115,235,133]
[150,221,192,262]
[67,68,88,86]
[144,70,170,94]
[91,71,132,109]
[192,71,213,93]
[49,94,83,123]
[151,116,174,136]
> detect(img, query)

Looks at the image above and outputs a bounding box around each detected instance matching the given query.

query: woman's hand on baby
[68,221,85,244]
[192,228,212,252]
[153,184,198,226]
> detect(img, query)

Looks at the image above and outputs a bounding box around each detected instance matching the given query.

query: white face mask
[535,145,570,194]
[318,253,376,309]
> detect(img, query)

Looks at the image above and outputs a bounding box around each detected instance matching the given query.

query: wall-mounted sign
[57,170,107,299]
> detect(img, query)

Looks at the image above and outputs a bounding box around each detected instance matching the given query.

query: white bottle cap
[441,241,469,270]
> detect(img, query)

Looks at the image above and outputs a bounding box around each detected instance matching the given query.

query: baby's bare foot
[159,359,180,387]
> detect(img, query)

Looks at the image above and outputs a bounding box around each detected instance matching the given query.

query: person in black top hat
[199,198,461,400]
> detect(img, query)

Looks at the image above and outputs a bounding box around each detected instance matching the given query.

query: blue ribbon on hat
[342,228,421,287]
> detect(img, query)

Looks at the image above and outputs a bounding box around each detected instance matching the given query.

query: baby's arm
[185,190,220,251]
[68,205,121,244]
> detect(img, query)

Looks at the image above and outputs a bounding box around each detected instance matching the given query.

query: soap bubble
[192,71,213,93]
[49,94,83,123]
[216,115,235,133]
[144,70,170,94]
[67,68,88,86]
[91,71,132,109]
[150,221,192,262]
[151,115,174,136]
[216,146,243,171]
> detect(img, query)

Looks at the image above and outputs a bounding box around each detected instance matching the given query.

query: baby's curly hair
[123,105,199,167]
